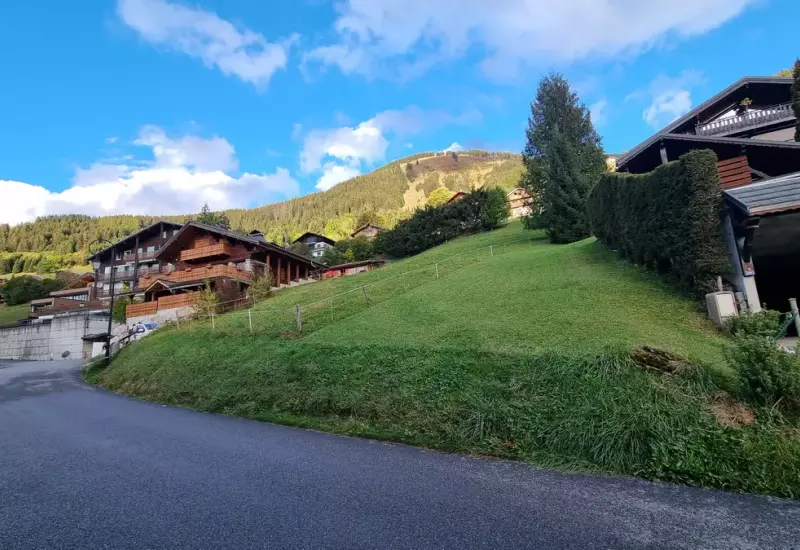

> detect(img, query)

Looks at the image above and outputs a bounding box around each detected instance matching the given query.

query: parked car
[130,321,160,341]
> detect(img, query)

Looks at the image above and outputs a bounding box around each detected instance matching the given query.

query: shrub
[0,275,63,305]
[725,336,800,410]
[725,310,783,338]
[249,271,275,302]
[587,149,729,294]
[193,281,220,317]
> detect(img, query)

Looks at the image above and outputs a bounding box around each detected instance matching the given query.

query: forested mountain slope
[1,151,522,264]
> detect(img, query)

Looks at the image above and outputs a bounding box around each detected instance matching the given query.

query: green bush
[376,188,508,258]
[725,310,783,338]
[587,150,729,294]
[725,336,800,410]
[0,275,63,305]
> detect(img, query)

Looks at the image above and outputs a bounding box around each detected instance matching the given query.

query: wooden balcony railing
[137,264,253,289]
[157,293,196,310]
[180,243,235,262]
[696,103,794,136]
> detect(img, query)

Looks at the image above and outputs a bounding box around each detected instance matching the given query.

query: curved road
[1,359,799,549]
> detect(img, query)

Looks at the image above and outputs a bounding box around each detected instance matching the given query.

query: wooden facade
[507,188,533,218]
[323,259,386,279]
[351,223,383,240]
[717,156,753,189]
[125,222,317,319]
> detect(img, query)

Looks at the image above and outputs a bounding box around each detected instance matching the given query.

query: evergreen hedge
[587,150,729,294]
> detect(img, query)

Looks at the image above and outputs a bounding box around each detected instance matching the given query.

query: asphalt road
[1,359,799,549]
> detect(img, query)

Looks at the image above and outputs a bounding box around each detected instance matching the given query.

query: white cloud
[299,106,477,191]
[635,71,704,128]
[306,0,755,80]
[316,163,362,191]
[589,99,609,127]
[117,0,290,87]
[443,142,464,153]
[0,127,299,226]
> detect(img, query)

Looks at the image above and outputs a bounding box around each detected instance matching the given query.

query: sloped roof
[293,232,336,246]
[87,221,184,260]
[725,172,800,216]
[158,222,319,267]
[351,223,384,237]
[618,76,794,169]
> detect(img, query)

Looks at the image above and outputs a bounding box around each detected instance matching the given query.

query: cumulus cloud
[0,127,299,226]
[117,0,291,87]
[635,71,704,128]
[306,0,755,80]
[443,142,464,153]
[300,106,478,191]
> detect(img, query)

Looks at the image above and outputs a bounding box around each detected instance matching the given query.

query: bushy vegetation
[521,73,606,243]
[0,275,63,305]
[322,237,374,266]
[1,152,523,257]
[587,150,730,294]
[726,336,800,411]
[377,188,509,258]
[725,310,784,338]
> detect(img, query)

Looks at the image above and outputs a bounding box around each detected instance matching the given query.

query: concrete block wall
[0,313,110,361]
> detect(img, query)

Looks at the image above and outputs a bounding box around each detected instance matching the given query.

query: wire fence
[175,234,543,339]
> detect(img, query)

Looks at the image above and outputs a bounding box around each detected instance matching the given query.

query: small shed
[323,259,386,279]
[351,223,384,240]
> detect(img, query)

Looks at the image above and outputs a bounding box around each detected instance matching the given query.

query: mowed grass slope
[90,221,800,499]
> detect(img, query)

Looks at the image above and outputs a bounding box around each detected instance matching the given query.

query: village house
[507,187,533,218]
[323,259,386,279]
[293,232,336,259]
[617,75,800,313]
[351,223,383,240]
[123,222,318,323]
[30,272,101,317]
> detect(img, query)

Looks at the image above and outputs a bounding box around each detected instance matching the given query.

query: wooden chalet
[351,223,383,240]
[293,232,336,259]
[507,188,533,218]
[323,259,386,279]
[126,222,318,319]
[616,76,800,182]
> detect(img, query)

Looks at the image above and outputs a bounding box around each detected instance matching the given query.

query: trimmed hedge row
[587,150,729,294]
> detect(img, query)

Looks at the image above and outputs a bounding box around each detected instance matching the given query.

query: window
[115,253,122,261]
[124,249,133,257]
[104,266,111,274]
[146,245,155,253]
[137,247,143,254]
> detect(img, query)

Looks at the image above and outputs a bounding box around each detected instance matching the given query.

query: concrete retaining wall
[0,313,111,361]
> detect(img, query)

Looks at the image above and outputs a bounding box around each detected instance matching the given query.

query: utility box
[706,291,738,328]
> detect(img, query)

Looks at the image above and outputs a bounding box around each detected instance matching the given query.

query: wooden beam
[295,263,300,281]
[659,143,668,165]
[277,257,282,285]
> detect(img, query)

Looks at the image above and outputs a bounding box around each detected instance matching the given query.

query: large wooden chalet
[618,75,800,315]
[89,221,318,320]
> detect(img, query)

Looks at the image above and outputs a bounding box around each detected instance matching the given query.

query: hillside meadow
[88,221,800,499]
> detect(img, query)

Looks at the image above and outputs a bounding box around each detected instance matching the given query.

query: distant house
[351,223,383,240]
[446,191,466,204]
[507,188,533,218]
[323,259,386,279]
[294,232,336,259]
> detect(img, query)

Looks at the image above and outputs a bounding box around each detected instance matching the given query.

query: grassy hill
[88,221,800,499]
[0,151,523,260]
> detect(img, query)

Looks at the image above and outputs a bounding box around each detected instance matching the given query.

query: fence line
[192,234,541,337]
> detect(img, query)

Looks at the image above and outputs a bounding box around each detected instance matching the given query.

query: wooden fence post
[361,286,371,305]
[296,304,302,332]
[402,272,407,292]
[435,263,439,279]
[211,314,215,332]
[490,245,494,257]
[248,309,253,334]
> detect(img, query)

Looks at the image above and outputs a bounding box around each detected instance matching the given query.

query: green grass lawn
[0,303,30,324]
[88,221,800,499]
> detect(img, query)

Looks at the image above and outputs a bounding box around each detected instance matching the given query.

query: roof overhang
[725,172,800,217]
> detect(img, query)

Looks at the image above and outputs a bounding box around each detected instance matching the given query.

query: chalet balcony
[95,270,137,282]
[695,103,794,136]
[137,263,254,289]
[180,242,236,262]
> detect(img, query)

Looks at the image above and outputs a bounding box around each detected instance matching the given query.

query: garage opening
[752,213,800,323]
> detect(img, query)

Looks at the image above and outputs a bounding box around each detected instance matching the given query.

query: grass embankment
[0,303,30,324]
[87,222,800,499]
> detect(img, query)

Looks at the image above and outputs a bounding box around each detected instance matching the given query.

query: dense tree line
[0,152,523,267]
[0,276,64,306]
[376,188,509,258]
[587,150,729,294]
[0,252,86,275]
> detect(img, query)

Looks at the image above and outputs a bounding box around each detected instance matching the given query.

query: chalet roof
[617,76,794,170]
[293,232,336,246]
[350,223,384,238]
[725,172,800,217]
[158,221,319,267]
[87,221,184,260]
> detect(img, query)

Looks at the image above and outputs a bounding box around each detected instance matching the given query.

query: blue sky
[1,0,797,225]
